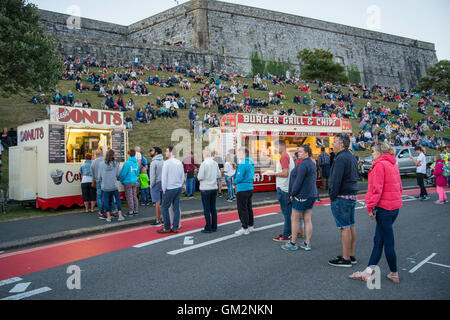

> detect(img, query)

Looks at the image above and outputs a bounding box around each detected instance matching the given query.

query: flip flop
[349,271,371,282]
[387,274,400,284]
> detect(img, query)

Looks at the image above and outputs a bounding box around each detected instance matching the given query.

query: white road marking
[133,212,280,248]
[1,287,52,300]
[426,262,450,269]
[409,253,437,273]
[167,222,284,255]
[183,236,194,245]
[0,277,22,287]
[9,282,31,293]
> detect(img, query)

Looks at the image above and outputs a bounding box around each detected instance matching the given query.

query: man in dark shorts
[328,134,359,267]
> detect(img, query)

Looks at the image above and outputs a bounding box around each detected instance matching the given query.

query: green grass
[0,66,448,221]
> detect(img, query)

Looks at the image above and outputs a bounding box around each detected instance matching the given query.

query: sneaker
[106,218,111,222]
[235,228,249,236]
[201,229,213,233]
[300,241,311,251]
[118,216,125,221]
[226,199,233,203]
[281,241,299,251]
[435,200,445,205]
[98,214,107,220]
[337,255,357,264]
[218,193,223,198]
[157,228,171,234]
[328,257,352,267]
[316,199,322,203]
[445,199,449,204]
[150,221,162,226]
[248,226,254,232]
[420,196,430,201]
[273,234,290,242]
[414,195,421,199]
[127,212,134,217]
[134,211,139,215]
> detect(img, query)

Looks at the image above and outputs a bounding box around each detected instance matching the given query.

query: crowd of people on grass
[23,55,450,152]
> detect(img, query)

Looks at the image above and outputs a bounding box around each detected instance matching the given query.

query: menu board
[111,130,125,162]
[49,124,65,163]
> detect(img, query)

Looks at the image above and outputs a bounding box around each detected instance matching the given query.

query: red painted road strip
[0,187,445,281]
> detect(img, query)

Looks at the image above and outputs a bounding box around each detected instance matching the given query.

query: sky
[29,0,450,61]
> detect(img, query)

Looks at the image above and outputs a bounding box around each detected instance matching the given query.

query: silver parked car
[360,146,434,176]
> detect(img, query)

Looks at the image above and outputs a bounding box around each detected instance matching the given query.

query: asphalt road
[0,192,449,301]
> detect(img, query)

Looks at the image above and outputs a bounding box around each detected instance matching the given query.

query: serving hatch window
[65,127,112,163]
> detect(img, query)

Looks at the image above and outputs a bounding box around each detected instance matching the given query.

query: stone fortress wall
[38,0,438,89]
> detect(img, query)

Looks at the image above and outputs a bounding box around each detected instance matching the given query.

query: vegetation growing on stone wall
[250,52,292,77]
[250,52,266,76]
[297,49,348,83]
[347,64,362,84]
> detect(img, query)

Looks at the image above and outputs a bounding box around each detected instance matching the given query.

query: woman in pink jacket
[432,155,448,205]
[349,143,402,284]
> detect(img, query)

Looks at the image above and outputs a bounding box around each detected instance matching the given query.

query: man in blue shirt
[233,148,255,236]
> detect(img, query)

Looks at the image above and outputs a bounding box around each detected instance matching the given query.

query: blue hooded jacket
[119,156,139,185]
[233,157,255,192]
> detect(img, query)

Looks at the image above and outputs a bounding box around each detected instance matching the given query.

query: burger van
[9,105,128,209]
[209,113,353,192]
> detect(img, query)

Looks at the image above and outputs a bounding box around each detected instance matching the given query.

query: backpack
[443,162,450,178]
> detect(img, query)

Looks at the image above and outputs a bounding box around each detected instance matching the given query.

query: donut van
[211,113,353,192]
[8,105,128,209]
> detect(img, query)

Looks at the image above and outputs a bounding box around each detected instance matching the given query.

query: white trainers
[118,216,125,221]
[248,226,254,232]
[235,228,250,235]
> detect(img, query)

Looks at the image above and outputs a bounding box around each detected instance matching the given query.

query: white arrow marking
[1,287,52,300]
[0,277,22,287]
[167,222,284,255]
[183,236,194,245]
[9,282,31,293]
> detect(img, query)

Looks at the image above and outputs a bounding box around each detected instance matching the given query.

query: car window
[399,149,409,158]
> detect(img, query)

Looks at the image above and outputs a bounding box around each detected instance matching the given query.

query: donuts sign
[19,126,45,142]
[50,106,123,127]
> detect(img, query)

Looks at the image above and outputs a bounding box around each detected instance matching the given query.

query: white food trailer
[9,105,128,210]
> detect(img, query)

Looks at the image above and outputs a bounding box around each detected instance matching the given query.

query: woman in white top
[224,154,236,202]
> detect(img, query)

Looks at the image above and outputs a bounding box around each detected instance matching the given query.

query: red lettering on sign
[112,113,122,125]
[65,171,82,183]
[105,112,112,125]
[71,109,82,123]
[82,110,93,123]
[92,111,103,124]
[54,107,123,126]
[19,127,45,142]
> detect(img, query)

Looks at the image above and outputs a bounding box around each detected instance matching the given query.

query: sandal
[349,271,371,282]
[387,273,400,284]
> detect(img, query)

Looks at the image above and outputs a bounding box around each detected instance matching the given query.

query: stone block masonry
[38,0,438,89]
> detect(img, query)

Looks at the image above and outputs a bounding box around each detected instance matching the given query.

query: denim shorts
[292,197,316,212]
[330,197,356,229]
[150,181,162,203]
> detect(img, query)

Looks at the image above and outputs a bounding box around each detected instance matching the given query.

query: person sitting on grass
[136,107,145,123]
[125,114,134,130]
